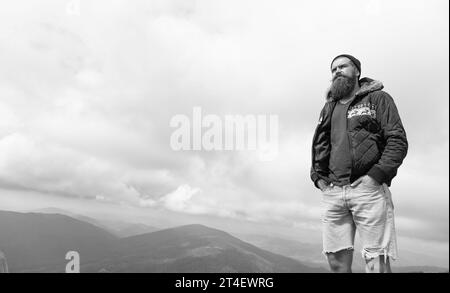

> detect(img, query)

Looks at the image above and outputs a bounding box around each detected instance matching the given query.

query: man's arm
[367,92,408,185]
[311,103,332,189]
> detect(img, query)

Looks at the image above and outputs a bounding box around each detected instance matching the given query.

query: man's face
[331,57,359,82]
[329,57,359,100]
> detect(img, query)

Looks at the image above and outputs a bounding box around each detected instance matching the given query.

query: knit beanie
[331,54,361,75]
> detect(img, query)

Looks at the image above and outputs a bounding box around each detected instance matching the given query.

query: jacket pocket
[352,130,381,173]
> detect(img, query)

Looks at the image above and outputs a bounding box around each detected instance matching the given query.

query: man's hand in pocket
[318,179,331,192]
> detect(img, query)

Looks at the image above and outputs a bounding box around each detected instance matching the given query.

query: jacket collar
[356,77,384,97]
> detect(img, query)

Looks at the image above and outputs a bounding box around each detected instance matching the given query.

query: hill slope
[0,211,326,273]
[0,210,118,272]
[82,224,326,273]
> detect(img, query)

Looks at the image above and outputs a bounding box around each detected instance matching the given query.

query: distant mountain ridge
[1,210,446,273]
[30,207,159,237]
[0,210,326,273]
[0,210,117,272]
[84,224,326,273]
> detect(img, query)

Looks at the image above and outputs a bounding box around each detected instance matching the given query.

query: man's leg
[351,182,397,274]
[321,185,356,273]
[365,255,391,273]
[326,249,354,273]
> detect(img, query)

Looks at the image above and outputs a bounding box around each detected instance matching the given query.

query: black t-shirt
[329,101,353,186]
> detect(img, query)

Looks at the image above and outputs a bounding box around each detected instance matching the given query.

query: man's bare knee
[364,255,391,273]
[326,249,353,273]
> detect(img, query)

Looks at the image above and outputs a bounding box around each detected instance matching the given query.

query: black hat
[331,54,361,75]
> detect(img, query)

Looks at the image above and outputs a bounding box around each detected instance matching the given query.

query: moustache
[332,74,350,82]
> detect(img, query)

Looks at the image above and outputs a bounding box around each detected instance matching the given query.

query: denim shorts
[321,180,398,261]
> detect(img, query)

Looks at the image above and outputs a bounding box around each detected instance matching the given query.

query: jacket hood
[326,77,384,102]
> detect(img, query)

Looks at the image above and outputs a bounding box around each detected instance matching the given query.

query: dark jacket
[310,77,408,188]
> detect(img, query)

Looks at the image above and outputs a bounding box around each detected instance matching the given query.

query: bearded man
[310,54,408,273]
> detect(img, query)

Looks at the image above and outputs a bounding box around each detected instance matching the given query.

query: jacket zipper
[346,96,359,182]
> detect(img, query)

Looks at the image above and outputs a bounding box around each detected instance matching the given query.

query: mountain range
[30,207,159,238]
[0,210,326,273]
[0,210,447,273]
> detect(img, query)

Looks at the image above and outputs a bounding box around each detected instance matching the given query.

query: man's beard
[330,75,357,101]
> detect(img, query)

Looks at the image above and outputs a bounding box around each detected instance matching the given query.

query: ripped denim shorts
[321,180,398,262]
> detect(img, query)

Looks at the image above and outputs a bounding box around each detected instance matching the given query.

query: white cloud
[160,184,202,212]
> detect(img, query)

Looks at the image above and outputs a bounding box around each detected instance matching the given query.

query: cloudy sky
[0,0,448,263]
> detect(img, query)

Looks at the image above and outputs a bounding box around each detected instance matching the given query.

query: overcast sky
[0,0,448,263]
